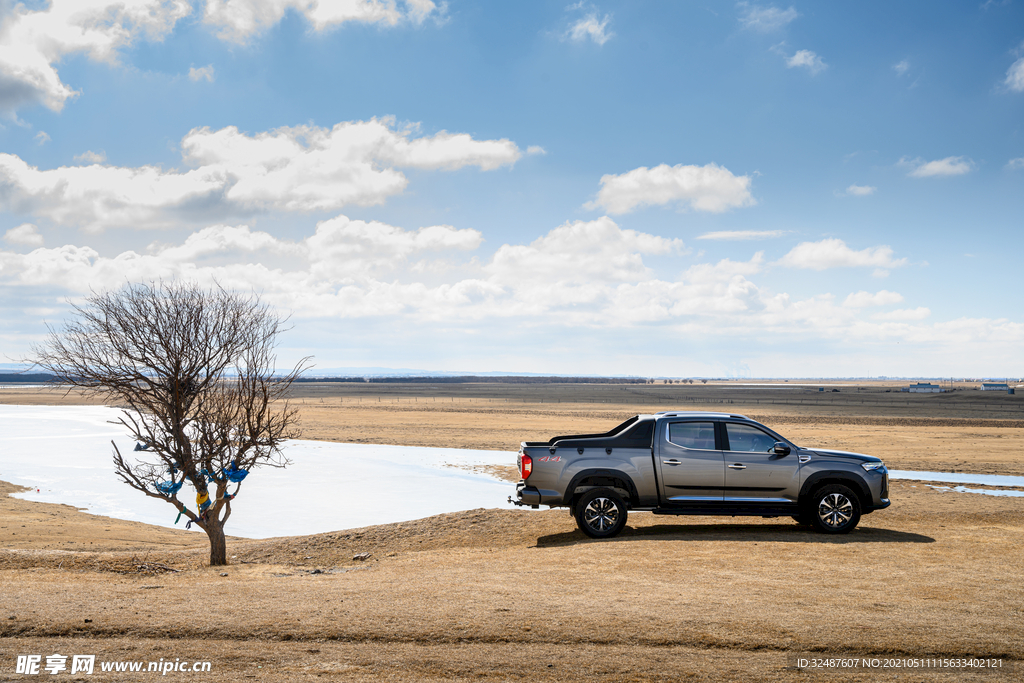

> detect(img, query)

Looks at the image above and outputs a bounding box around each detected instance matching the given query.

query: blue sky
[1,0,1022,377]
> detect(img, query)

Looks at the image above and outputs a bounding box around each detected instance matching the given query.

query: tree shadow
[535,522,934,547]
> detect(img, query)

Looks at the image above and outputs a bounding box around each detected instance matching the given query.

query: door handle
[727,464,746,469]
[662,459,682,465]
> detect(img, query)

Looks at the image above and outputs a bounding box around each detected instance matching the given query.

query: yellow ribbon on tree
[196,491,211,512]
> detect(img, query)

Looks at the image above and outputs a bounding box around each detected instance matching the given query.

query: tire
[574,488,628,539]
[809,484,861,534]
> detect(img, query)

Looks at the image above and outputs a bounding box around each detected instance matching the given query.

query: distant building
[981,383,1010,391]
[907,382,942,393]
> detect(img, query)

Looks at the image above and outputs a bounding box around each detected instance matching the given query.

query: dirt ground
[1,383,1023,681]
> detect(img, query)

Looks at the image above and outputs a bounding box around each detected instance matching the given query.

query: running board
[652,504,798,517]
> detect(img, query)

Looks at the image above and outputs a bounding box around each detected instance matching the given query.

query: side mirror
[773,442,791,456]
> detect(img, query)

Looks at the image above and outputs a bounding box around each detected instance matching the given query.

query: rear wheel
[574,488,628,539]
[809,484,861,534]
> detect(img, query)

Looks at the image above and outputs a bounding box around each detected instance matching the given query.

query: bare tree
[31,281,308,566]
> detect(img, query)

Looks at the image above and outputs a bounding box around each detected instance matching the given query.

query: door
[722,422,800,503]
[657,421,724,502]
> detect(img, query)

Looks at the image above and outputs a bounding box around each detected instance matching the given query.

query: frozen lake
[0,405,516,539]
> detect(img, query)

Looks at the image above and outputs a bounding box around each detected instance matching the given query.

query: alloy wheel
[583,497,620,532]
[817,492,853,528]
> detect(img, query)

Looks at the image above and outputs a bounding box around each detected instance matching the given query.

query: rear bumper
[510,483,562,507]
[510,483,541,507]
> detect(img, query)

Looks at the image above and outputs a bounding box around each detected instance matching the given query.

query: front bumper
[861,469,890,512]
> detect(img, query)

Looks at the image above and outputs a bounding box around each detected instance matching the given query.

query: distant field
[282,379,1024,419]
[6,378,1023,418]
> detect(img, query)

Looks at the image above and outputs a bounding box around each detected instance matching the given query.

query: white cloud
[1005,55,1024,93]
[843,184,876,196]
[406,0,445,24]
[0,215,681,322]
[0,0,192,114]
[34,131,50,145]
[697,230,784,240]
[893,60,909,76]
[151,223,296,262]
[0,117,524,231]
[588,163,755,214]
[0,153,229,232]
[0,216,484,318]
[607,253,767,324]
[3,223,43,247]
[777,238,908,273]
[0,0,443,115]
[188,65,216,82]
[306,215,482,278]
[786,49,827,74]
[872,307,930,321]
[683,252,764,281]
[0,216,761,331]
[906,156,974,178]
[564,13,613,45]
[487,216,684,286]
[737,3,798,32]
[365,125,522,170]
[526,145,547,156]
[144,218,479,277]
[843,290,903,308]
[203,0,444,44]
[1006,157,1024,170]
[73,150,107,164]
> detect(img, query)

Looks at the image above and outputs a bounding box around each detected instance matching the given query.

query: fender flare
[800,470,872,508]
[562,468,639,506]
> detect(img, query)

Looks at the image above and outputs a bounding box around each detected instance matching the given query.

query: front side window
[667,422,716,450]
[725,423,777,452]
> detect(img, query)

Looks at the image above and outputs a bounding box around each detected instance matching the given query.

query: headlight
[861,462,886,472]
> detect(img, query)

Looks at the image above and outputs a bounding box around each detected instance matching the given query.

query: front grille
[881,473,889,499]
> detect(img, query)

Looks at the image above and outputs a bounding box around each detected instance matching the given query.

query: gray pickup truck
[510,411,890,537]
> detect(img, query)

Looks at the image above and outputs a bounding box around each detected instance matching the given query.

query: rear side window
[621,419,654,444]
[667,422,716,450]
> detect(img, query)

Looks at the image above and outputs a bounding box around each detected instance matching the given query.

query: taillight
[520,453,532,480]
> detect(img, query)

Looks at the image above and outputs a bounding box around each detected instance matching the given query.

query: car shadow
[534,522,935,547]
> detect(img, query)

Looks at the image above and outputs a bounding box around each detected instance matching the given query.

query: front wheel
[809,484,861,534]
[574,488,628,539]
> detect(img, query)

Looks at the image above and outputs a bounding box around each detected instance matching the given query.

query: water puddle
[926,485,1024,498]
[888,470,1024,487]
[890,470,1024,498]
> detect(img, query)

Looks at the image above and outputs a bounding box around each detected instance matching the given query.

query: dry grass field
[1,382,1023,681]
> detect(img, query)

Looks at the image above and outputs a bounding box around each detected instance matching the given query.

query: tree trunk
[206,520,228,566]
